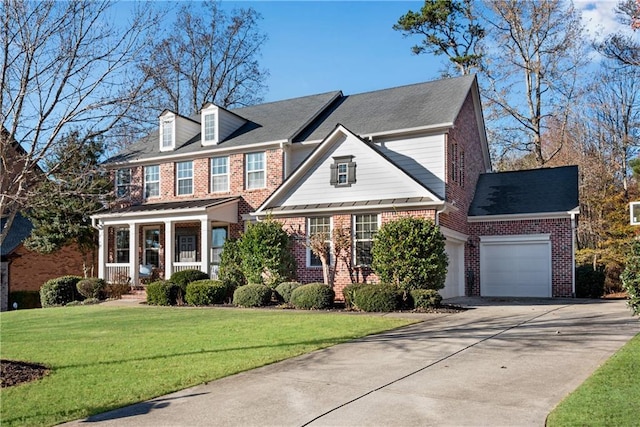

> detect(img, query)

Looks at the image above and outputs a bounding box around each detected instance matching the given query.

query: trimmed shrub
[621,241,640,316]
[170,269,210,291]
[233,284,272,307]
[105,282,130,299]
[371,217,448,292]
[219,238,247,288]
[351,284,399,312]
[575,265,606,298]
[290,283,335,310]
[342,283,368,310]
[77,278,107,300]
[239,220,297,286]
[275,281,303,303]
[186,280,230,306]
[9,291,41,309]
[410,289,443,310]
[40,275,83,307]
[146,280,179,306]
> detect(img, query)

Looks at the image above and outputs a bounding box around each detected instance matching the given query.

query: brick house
[0,137,86,311]
[91,75,579,299]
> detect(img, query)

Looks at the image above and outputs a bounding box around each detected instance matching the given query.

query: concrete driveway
[65,298,638,427]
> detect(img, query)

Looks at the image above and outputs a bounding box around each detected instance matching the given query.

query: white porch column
[200,217,211,276]
[164,220,174,280]
[129,222,139,285]
[98,224,106,279]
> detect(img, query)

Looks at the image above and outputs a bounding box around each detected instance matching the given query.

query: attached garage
[480,235,551,298]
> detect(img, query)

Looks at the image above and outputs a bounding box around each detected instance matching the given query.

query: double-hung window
[308,217,331,267]
[144,165,160,198]
[161,120,173,149]
[143,227,160,267]
[246,152,265,189]
[330,156,356,187]
[354,214,379,266]
[115,168,131,198]
[211,156,229,192]
[176,161,193,195]
[115,228,130,263]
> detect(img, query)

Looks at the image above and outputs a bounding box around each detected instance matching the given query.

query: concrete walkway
[65,298,638,427]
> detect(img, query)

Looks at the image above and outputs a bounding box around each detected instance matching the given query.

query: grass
[547,333,640,426]
[0,305,415,427]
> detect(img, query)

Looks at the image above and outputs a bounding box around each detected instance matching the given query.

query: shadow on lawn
[79,392,209,423]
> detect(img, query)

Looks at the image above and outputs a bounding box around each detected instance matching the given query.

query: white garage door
[441,240,464,299]
[480,235,551,298]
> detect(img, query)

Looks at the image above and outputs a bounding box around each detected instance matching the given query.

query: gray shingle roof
[108,74,478,164]
[469,166,579,217]
[108,91,341,163]
[295,74,476,142]
[100,197,238,215]
[1,213,33,256]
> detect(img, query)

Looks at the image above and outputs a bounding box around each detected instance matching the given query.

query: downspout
[570,211,577,298]
[435,204,447,226]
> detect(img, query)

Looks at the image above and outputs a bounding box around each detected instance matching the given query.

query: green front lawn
[0,305,415,427]
[547,333,640,426]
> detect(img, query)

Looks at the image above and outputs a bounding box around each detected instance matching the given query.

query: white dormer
[159,111,175,152]
[159,110,200,152]
[200,103,247,146]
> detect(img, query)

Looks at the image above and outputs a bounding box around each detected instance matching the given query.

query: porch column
[129,222,139,285]
[164,220,174,280]
[200,217,211,276]
[98,224,106,279]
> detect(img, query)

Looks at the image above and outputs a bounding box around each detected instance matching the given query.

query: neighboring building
[91,75,579,299]
[0,135,87,311]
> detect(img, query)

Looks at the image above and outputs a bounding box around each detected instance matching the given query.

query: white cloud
[575,0,633,41]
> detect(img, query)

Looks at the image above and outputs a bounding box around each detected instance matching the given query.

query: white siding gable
[375,134,446,198]
[275,130,439,208]
[201,104,247,146]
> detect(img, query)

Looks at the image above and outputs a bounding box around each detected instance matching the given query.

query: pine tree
[23,132,113,276]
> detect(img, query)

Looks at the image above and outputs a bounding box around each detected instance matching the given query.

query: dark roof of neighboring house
[1,213,33,256]
[102,197,239,214]
[107,74,478,164]
[469,166,579,217]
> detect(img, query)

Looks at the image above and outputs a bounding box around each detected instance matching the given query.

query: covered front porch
[91,198,239,286]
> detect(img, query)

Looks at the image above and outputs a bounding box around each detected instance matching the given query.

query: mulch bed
[1,360,49,388]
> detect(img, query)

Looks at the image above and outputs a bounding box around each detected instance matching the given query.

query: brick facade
[467,218,574,297]
[7,243,89,293]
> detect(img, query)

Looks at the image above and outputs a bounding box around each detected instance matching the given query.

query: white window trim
[142,226,160,267]
[160,118,175,152]
[211,156,229,193]
[144,165,160,199]
[203,112,217,143]
[352,213,380,267]
[176,161,194,196]
[246,151,266,190]
[307,216,333,268]
[115,168,131,199]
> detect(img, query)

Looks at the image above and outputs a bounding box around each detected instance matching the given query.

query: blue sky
[226,1,437,102]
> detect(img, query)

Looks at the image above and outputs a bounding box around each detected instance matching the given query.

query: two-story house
[92,75,579,299]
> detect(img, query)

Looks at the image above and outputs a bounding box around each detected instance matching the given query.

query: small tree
[218,238,247,288]
[306,225,354,287]
[621,240,640,316]
[239,220,296,286]
[371,217,448,294]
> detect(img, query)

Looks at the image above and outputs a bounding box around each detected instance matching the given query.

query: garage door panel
[480,240,551,298]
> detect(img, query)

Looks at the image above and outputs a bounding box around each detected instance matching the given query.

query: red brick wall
[278,209,437,300]
[8,243,90,293]
[467,218,574,297]
[440,91,487,236]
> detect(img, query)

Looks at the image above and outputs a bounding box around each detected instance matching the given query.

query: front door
[178,235,197,262]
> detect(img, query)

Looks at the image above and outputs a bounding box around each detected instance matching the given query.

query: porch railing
[173,262,203,274]
[105,263,131,284]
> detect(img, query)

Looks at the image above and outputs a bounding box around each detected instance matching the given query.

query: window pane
[204,113,216,141]
[115,229,130,263]
[162,121,172,147]
[354,214,377,266]
[211,157,228,192]
[177,161,193,178]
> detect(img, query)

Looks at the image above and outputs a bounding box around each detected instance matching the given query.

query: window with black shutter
[330,156,356,187]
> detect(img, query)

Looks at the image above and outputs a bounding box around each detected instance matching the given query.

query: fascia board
[253,201,445,218]
[361,122,454,139]
[468,211,573,222]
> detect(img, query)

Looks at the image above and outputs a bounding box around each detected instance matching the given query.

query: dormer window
[204,112,216,143]
[159,114,175,152]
